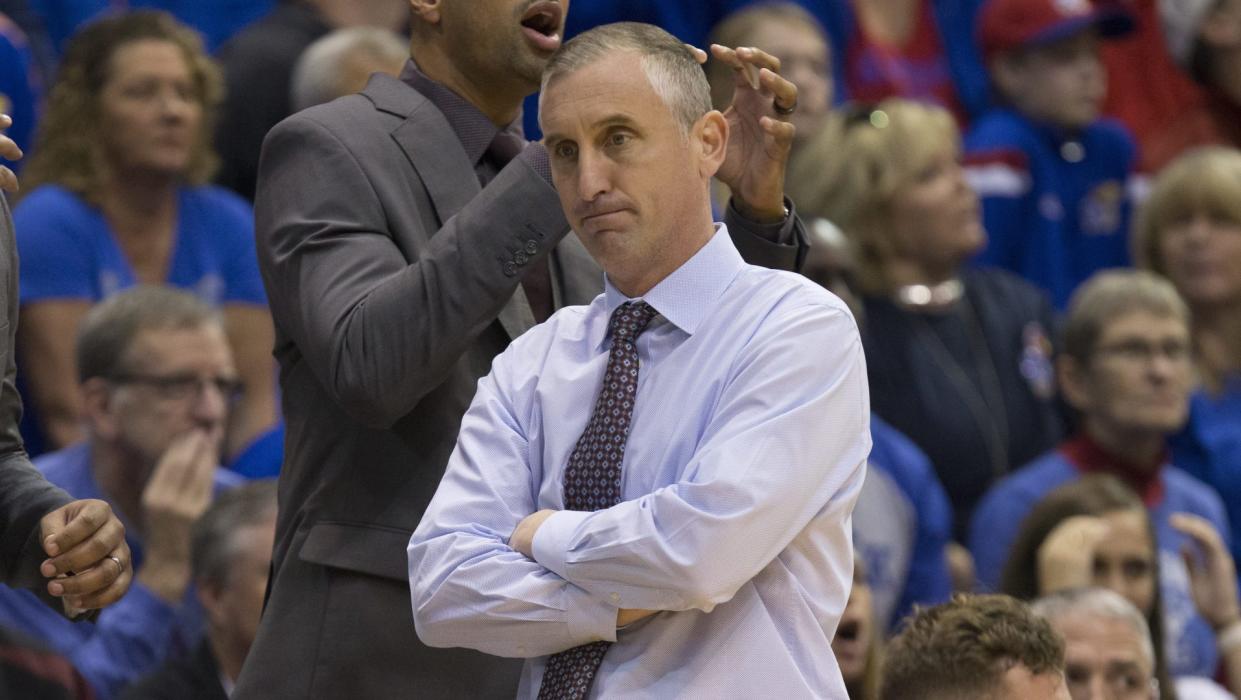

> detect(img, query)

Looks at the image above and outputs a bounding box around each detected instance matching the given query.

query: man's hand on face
[700,45,798,223]
[0,114,22,193]
[39,499,132,613]
[136,429,217,603]
[510,509,557,559]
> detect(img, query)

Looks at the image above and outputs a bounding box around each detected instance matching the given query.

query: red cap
[978,0,1134,63]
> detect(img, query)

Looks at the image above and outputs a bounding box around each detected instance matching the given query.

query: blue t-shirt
[964,108,1137,309]
[14,184,264,306]
[862,414,953,631]
[969,450,1231,679]
[0,15,37,174]
[1171,379,1241,571]
[0,442,242,700]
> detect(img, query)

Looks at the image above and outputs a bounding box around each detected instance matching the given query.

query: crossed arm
[407,302,871,657]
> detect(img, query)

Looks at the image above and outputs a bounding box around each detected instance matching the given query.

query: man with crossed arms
[408,23,870,699]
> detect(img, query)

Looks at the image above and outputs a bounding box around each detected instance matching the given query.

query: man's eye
[607,133,630,147]
[554,143,577,159]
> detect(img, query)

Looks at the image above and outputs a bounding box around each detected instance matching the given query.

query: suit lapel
[365,75,536,340]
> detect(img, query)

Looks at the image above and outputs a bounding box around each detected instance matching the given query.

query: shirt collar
[602,224,745,340]
[399,58,518,166]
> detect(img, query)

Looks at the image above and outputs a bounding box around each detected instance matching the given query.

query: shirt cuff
[727,195,795,245]
[518,142,553,185]
[562,581,619,645]
[531,509,591,581]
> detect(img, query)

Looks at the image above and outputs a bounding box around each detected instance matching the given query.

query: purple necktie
[536,301,658,700]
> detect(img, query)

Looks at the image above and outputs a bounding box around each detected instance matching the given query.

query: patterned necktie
[537,300,658,700]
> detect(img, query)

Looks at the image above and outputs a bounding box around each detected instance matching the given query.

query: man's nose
[191,379,229,423]
[577,149,612,201]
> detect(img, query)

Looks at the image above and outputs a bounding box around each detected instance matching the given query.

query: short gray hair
[539,22,712,136]
[191,480,277,589]
[1033,588,1155,666]
[1062,270,1189,364]
[291,27,408,111]
[76,286,222,383]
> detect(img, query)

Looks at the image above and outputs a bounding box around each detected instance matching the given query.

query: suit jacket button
[525,240,539,255]
[503,262,518,277]
[514,253,529,266]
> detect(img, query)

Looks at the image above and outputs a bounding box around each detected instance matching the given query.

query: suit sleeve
[722,197,807,273]
[0,195,72,599]
[255,112,572,429]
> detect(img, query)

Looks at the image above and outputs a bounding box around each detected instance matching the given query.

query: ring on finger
[106,555,123,577]
[774,99,797,116]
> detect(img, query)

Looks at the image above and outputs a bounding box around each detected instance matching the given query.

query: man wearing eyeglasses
[0,286,244,700]
[970,270,1234,681]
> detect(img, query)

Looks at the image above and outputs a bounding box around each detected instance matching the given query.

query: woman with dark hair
[13,11,275,460]
[1001,474,1241,698]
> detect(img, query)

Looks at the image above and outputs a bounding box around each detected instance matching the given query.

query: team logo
[1080,180,1124,235]
[1019,322,1055,400]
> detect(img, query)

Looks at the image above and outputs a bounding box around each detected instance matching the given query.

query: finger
[1170,513,1226,556]
[47,549,125,597]
[0,114,10,128]
[0,136,21,162]
[0,167,17,193]
[42,516,125,578]
[183,430,219,497]
[760,115,797,143]
[736,46,782,74]
[148,430,203,494]
[684,43,707,64]
[41,500,108,559]
[760,68,799,112]
[67,561,132,611]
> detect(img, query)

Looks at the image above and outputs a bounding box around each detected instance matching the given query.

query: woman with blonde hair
[1133,146,1241,570]
[14,11,275,461]
[788,98,1063,539]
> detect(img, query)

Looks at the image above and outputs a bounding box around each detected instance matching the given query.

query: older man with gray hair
[290,27,407,112]
[408,21,868,699]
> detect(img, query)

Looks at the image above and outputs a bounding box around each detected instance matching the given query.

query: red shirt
[844,0,967,124]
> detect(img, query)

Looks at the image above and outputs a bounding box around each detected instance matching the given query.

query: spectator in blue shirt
[964,0,1138,309]
[0,14,37,175]
[971,270,1232,679]
[1134,146,1241,572]
[0,287,243,700]
[13,11,274,461]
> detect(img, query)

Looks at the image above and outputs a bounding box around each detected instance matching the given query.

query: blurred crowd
[0,0,1237,698]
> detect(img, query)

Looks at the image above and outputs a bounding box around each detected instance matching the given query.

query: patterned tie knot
[609,301,657,344]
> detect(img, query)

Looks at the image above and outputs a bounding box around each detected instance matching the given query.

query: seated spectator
[997,476,1179,693]
[0,287,243,700]
[1151,0,1241,161]
[122,480,276,700]
[879,593,1070,699]
[289,26,406,112]
[1034,588,1167,700]
[969,278,1233,679]
[213,0,408,200]
[14,11,275,461]
[1134,146,1241,569]
[834,553,879,700]
[965,0,1137,310]
[768,0,989,123]
[1102,0,1220,173]
[802,213,957,620]
[789,98,1063,539]
[707,2,834,153]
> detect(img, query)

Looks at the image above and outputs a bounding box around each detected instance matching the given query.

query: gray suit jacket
[238,74,801,699]
[0,194,72,604]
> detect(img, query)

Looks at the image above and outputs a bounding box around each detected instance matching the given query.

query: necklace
[895,278,964,310]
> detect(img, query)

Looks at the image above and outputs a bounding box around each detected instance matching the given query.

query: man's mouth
[521,2,563,51]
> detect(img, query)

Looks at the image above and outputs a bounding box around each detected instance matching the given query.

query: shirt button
[514,252,529,266]
[525,240,539,255]
[516,645,526,655]
[503,262,518,277]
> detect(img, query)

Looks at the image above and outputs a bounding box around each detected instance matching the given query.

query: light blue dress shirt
[408,226,871,699]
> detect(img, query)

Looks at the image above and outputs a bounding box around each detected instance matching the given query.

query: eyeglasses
[1065,665,1159,700]
[108,373,244,403]
[1094,339,1191,365]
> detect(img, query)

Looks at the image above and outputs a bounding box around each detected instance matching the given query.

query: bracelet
[1218,619,1241,655]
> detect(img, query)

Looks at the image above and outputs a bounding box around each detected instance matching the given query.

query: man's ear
[1057,354,1093,414]
[695,110,729,179]
[409,0,443,26]
[80,377,117,441]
